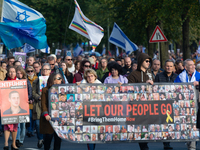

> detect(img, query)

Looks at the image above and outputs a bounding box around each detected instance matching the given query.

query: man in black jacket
[155,59,178,83]
[155,59,177,149]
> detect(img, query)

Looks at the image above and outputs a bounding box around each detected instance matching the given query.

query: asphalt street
[0,134,200,150]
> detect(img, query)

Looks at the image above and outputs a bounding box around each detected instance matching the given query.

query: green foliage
[19,0,200,52]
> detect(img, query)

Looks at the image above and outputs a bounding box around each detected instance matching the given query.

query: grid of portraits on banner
[49,83,199,143]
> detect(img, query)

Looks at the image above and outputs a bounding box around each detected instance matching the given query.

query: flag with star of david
[2,0,44,22]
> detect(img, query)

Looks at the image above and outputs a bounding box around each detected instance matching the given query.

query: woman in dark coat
[40,72,63,150]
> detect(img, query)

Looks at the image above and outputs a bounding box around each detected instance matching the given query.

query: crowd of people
[0,50,199,150]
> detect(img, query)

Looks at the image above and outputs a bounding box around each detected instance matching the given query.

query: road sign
[149,25,168,43]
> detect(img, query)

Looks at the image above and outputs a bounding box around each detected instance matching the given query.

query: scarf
[7,76,17,80]
[178,70,196,82]
[27,74,34,80]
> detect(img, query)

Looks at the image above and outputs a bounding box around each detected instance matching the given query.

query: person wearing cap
[90,53,99,70]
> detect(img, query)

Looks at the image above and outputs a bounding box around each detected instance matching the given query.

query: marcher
[4,66,19,150]
[40,72,63,150]
[77,68,101,150]
[15,66,32,148]
[32,63,52,148]
[174,59,200,150]
[155,59,178,149]
[127,53,153,150]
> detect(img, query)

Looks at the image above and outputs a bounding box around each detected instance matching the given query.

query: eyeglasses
[55,77,62,80]
[50,64,55,66]
[66,59,72,61]
[145,60,150,63]
[43,69,50,71]
[27,70,33,73]
[84,65,90,68]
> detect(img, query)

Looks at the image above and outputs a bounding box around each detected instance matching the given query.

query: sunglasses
[55,77,62,80]
[145,60,150,63]
[84,65,90,68]
[66,59,72,61]
[27,70,33,73]
[50,64,55,66]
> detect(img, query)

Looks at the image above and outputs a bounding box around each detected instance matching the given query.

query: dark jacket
[32,78,42,120]
[40,87,54,134]
[155,71,178,83]
[3,107,27,115]
[73,70,83,83]
[122,66,132,76]
[127,53,153,83]
[65,72,73,83]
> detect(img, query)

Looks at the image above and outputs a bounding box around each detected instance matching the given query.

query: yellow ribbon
[166,110,173,123]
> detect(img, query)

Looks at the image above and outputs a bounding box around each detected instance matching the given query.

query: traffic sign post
[149,25,168,60]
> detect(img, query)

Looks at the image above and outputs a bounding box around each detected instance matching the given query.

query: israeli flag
[2,0,44,22]
[109,23,138,55]
[21,43,35,53]
[101,47,106,56]
[73,44,83,57]
[116,46,119,57]
[40,45,50,54]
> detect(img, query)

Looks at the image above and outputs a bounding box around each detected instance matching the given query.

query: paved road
[0,134,200,150]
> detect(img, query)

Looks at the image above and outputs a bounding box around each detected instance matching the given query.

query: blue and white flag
[73,44,83,57]
[40,45,50,54]
[116,46,119,57]
[101,47,106,56]
[0,18,47,50]
[21,43,35,53]
[2,0,44,22]
[109,23,138,55]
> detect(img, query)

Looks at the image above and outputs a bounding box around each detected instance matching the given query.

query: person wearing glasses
[127,53,153,150]
[64,56,75,73]
[32,63,51,148]
[40,73,63,150]
[77,68,101,150]
[7,56,15,67]
[47,56,68,83]
[73,60,91,83]
[33,62,41,76]
[26,66,38,138]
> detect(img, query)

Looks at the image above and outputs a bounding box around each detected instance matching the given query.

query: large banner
[0,80,30,124]
[48,83,199,143]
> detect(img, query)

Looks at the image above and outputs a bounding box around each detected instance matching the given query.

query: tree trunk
[182,14,190,60]
[146,25,154,58]
[160,42,169,68]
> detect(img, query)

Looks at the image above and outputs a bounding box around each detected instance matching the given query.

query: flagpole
[0,0,4,22]
[107,18,110,52]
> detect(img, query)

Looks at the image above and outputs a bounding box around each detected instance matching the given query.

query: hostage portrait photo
[1,88,29,117]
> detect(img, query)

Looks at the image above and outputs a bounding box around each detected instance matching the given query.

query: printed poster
[39,76,49,92]
[14,52,26,69]
[0,80,30,124]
